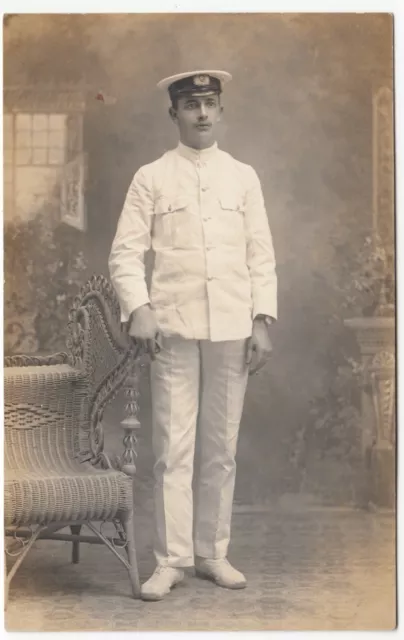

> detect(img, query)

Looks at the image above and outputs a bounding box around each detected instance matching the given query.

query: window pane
[4,181,14,215]
[4,181,13,198]
[49,114,66,131]
[4,166,13,184]
[16,148,32,165]
[33,114,48,131]
[4,148,13,165]
[16,114,32,130]
[32,148,48,165]
[49,130,65,148]
[3,113,13,132]
[4,129,13,149]
[48,147,65,165]
[3,114,13,148]
[16,130,32,148]
[33,131,48,148]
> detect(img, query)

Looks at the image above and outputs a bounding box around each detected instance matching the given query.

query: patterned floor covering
[5,506,396,632]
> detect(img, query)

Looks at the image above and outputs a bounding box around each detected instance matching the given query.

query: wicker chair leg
[70,525,82,564]
[4,525,45,609]
[122,512,141,598]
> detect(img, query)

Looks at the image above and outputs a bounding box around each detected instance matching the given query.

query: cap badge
[194,74,210,86]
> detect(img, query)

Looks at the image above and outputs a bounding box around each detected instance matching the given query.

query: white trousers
[150,336,249,567]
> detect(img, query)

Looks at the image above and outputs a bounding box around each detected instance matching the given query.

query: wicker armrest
[4,351,70,368]
[4,362,85,389]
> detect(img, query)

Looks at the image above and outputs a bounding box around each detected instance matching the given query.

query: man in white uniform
[109,70,277,601]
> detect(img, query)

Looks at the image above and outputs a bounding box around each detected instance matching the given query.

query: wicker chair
[4,275,144,604]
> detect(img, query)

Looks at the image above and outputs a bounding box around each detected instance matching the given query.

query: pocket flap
[219,195,244,212]
[154,195,188,215]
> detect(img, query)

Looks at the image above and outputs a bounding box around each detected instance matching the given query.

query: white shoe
[141,566,185,601]
[195,557,247,589]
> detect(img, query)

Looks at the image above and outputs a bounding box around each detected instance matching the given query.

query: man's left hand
[246,317,273,375]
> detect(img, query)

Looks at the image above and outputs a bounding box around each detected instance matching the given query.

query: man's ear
[218,105,224,121]
[169,106,178,123]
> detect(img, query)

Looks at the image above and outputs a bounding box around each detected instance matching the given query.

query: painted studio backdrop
[3,14,394,509]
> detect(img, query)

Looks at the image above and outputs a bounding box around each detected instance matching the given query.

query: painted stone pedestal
[344,317,395,509]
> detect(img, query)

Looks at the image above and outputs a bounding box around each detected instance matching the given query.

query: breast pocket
[152,195,191,248]
[218,194,245,245]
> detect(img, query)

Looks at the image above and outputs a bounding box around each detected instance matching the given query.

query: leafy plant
[292,231,394,502]
[335,232,395,317]
[4,213,88,355]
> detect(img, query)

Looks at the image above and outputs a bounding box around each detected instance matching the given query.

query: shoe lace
[154,566,175,576]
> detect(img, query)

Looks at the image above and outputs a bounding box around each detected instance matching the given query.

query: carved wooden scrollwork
[118,347,147,478]
[369,350,395,447]
[373,86,394,243]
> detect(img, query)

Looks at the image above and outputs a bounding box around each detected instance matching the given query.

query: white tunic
[109,141,277,341]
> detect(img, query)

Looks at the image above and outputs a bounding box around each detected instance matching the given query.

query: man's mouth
[196,123,212,130]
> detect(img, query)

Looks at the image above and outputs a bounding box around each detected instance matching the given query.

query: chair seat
[5,463,134,526]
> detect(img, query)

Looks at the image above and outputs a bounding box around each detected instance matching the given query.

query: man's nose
[198,105,208,119]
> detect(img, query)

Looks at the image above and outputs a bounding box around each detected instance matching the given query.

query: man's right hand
[128,304,160,359]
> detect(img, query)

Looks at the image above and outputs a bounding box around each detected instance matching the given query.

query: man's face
[170,93,223,149]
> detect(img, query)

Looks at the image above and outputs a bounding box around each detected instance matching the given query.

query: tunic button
[168,205,172,211]
[201,186,208,192]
